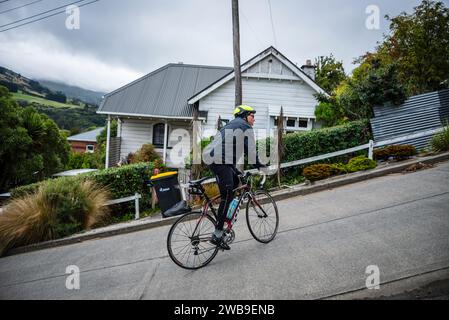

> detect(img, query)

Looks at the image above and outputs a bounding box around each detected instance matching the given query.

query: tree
[0,86,70,191]
[379,0,449,95]
[338,62,406,121]
[315,54,347,94]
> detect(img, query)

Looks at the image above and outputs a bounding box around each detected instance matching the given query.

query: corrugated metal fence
[370,89,449,150]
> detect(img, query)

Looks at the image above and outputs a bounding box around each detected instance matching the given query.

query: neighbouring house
[67,127,104,154]
[97,46,328,168]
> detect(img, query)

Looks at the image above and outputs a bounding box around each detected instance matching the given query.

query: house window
[286,119,296,127]
[153,123,167,147]
[298,119,309,128]
[86,144,94,153]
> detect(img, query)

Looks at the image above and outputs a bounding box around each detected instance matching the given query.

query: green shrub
[374,145,417,161]
[302,156,376,181]
[430,122,449,152]
[66,151,103,170]
[0,179,110,255]
[12,161,166,215]
[302,164,341,181]
[346,156,377,172]
[86,162,165,213]
[130,144,161,164]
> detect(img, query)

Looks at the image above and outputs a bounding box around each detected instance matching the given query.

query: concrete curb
[6,151,449,257]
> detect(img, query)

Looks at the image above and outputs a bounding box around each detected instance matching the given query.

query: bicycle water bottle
[226,198,239,221]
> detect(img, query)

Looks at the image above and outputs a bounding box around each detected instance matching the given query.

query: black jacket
[203,117,263,168]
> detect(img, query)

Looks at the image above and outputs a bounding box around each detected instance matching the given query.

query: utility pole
[232,0,242,107]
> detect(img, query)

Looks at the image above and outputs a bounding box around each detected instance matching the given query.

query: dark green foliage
[315,54,347,94]
[0,80,18,92]
[282,120,372,165]
[46,91,67,103]
[32,104,106,132]
[382,0,449,95]
[0,86,70,192]
[338,62,407,121]
[66,151,104,170]
[314,100,346,127]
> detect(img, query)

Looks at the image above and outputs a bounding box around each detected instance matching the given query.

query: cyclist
[203,105,266,250]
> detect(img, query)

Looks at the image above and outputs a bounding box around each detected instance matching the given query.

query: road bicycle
[167,171,279,270]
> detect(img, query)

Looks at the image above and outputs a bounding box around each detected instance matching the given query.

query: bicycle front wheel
[246,190,279,243]
[167,211,219,270]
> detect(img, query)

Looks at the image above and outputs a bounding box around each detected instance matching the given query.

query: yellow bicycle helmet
[233,105,256,118]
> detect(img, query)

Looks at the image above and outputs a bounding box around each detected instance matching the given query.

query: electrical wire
[0,0,87,28]
[0,0,44,15]
[0,0,98,32]
[240,8,265,49]
[267,0,277,47]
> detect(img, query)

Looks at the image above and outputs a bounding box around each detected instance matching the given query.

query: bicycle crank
[223,229,235,244]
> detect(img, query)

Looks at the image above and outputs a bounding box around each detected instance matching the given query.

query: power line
[0,0,14,4]
[267,0,277,47]
[0,0,44,15]
[240,8,265,49]
[0,0,87,28]
[0,0,99,32]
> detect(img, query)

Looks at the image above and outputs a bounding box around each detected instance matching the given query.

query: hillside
[0,66,48,97]
[39,80,105,106]
[0,66,106,133]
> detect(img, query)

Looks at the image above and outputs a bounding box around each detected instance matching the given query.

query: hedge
[282,120,372,164]
[12,162,165,214]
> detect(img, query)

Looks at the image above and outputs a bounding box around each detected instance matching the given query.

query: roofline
[97,110,206,120]
[97,63,233,114]
[100,63,232,100]
[187,46,329,104]
[67,138,98,142]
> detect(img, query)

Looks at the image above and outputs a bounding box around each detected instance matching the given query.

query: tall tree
[315,54,347,94]
[379,0,449,95]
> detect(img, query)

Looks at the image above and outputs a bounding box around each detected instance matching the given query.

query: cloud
[0,0,425,92]
[0,32,143,92]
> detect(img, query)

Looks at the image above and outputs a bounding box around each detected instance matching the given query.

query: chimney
[301,59,316,81]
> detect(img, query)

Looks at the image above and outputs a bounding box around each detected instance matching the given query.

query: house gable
[242,54,300,81]
[188,47,328,105]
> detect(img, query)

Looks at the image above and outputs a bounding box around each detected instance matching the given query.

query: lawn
[12,92,82,109]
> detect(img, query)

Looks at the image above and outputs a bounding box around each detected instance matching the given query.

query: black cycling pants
[209,164,240,231]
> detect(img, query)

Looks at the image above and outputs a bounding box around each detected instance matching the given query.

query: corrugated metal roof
[370,89,449,150]
[67,127,104,142]
[98,64,232,118]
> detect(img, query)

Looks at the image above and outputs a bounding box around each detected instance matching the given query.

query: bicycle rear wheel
[167,211,219,270]
[246,190,279,243]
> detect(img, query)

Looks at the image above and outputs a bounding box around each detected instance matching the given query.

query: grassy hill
[38,80,105,106]
[12,91,83,109]
[1,66,107,133]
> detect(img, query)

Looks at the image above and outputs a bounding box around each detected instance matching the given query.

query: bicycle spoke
[168,212,219,269]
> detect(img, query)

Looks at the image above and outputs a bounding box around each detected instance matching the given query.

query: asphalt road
[1,161,448,300]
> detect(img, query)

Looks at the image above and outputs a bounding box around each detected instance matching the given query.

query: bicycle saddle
[189,177,210,186]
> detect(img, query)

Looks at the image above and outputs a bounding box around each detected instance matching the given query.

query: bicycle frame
[190,176,268,239]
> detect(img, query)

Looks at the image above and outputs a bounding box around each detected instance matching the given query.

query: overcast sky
[0,0,444,93]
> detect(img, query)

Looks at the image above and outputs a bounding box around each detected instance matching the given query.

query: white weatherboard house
[98,47,327,168]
